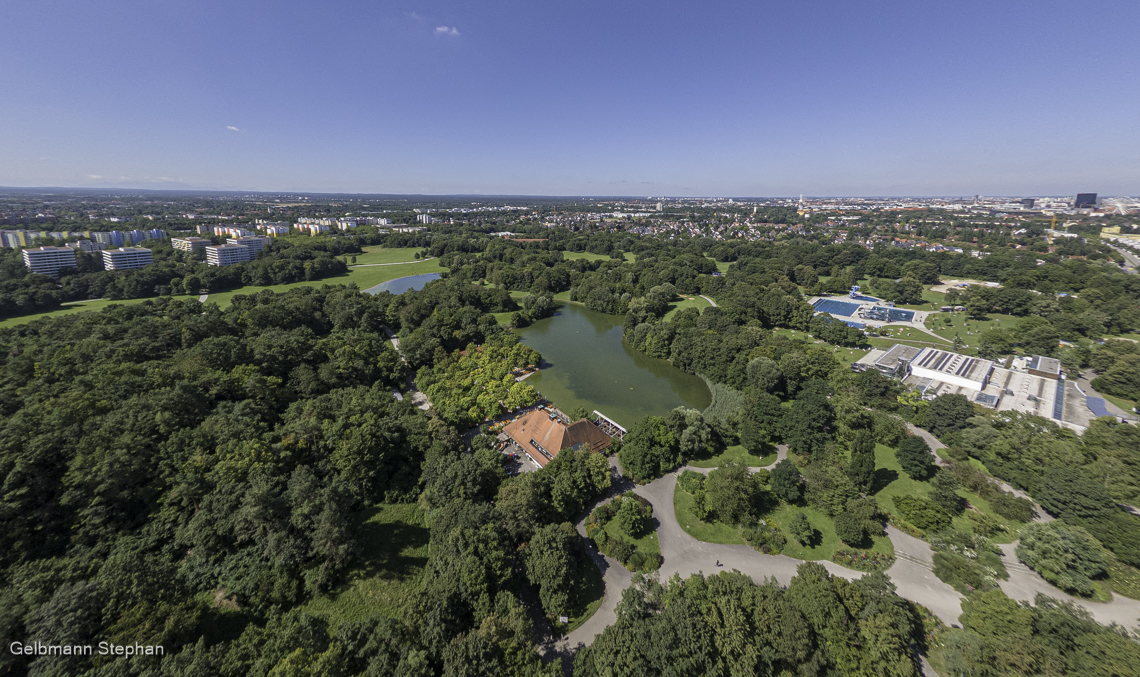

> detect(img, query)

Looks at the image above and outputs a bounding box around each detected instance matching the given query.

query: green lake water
[515,303,711,428]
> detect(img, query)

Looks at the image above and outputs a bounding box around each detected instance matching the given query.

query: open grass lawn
[664,295,712,321]
[894,287,948,311]
[0,297,156,328]
[872,443,1024,544]
[688,444,775,469]
[873,325,953,346]
[767,503,894,562]
[922,311,1019,352]
[299,503,429,629]
[674,487,747,545]
[350,246,424,265]
[207,258,444,309]
[1100,391,1138,415]
[562,251,636,263]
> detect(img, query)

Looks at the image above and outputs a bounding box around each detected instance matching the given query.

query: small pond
[515,303,711,428]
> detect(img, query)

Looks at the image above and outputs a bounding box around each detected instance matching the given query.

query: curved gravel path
[681,444,789,475]
[553,436,1140,656]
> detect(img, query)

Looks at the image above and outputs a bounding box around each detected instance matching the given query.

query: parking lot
[500,438,541,476]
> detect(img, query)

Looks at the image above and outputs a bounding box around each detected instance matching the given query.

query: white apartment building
[227,236,268,256]
[66,240,106,253]
[172,237,211,253]
[416,214,433,224]
[206,244,253,266]
[22,246,77,277]
[101,247,153,271]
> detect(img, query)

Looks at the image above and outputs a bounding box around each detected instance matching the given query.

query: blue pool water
[812,299,862,316]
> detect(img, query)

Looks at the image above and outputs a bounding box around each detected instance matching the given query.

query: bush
[788,512,812,545]
[678,470,704,494]
[929,531,1007,594]
[991,493,1035,523]
[831,548,895,572]
[705,463,762,525]
[742,520,787,555]
[608,538,634,564]
[617,497,649,537]
[770,458,803,503]
[929,469,964,515]
[896,436,935,480]
[892,495,952,531]
[1017,522,1107,597]
[835,512,867,547]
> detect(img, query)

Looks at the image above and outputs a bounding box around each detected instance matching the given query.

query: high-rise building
[66,240,106,253]
[101,247,154,271]
[226,236,268,256]
[1021,198,1035,209]
[172,237,211,254]
[21,246,77,277]
[206,244,253,266]
[416,214,433,224]
[1074,193,1097,208]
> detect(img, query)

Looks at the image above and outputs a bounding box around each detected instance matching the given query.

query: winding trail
[552,432,1140,657]
[681,444,788,475]
[348,257,436,267]
[699,295,718,308]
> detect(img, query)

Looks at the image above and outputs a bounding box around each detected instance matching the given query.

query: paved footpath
[552,442,1140,658]
[680,444,788,475]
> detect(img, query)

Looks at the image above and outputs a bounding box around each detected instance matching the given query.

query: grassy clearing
[872,443,1023,544]
[350,246,424,265]
[298,503,429,629]
[767,503,894,561]
[562,251,636,263]
[688,445,776,469]
[664,295,712,320]
[1100,392,1137,415]
[922,311,1019,352]
[0,297,157,328]
[673,487,747,545]
[207,259,444,309]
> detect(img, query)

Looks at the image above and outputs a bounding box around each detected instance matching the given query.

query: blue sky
[1,0,1136,196]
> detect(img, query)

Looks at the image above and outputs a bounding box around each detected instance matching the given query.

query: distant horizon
[0,185,1125,202]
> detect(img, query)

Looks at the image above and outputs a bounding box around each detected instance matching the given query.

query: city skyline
[2,0,1138,196]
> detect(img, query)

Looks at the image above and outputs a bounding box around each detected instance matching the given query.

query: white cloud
[405,11,423,21]
[226,125,241,132]
[87,174,102,180]
[434,25,460,37]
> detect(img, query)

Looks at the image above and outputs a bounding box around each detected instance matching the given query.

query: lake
[515,303,711,428]
[364,273,441,295]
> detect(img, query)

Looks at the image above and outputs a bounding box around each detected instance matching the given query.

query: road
[1106,243,1139,274]
[699,295,718,307]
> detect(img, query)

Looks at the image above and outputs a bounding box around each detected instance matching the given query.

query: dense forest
[2,223,1140,675]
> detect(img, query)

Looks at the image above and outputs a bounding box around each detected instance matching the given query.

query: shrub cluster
[831,548,896,572]
[928,530,1008,594]
[892,494,953,531]
[586,493,660,573]
[742,519,787,555]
